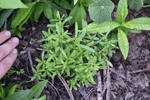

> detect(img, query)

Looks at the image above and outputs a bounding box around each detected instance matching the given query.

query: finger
[0,37,19,61]
[0,49,18,79]
[0,30,11,44]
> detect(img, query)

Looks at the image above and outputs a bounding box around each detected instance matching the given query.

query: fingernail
[13,37,19,43]
[12,49,17,53]
[4,31,11,36]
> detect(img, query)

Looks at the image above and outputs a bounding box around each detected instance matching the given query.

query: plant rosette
[32,12,118,90]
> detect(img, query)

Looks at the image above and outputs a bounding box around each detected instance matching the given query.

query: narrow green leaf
[20,5,36,27]
[116,0,128,24]
[80,44,95,52]
[4,90,32,100]
[7,85,18,96]
[118,29,129,60]
[87,22,120,33]
[123,17,150,30]
[60,48,67,59]
[63,16,73,25]
[0,0,28,9]
[89,0,114,23]
[75,22,78,38]
[0,9,14,28]
[11,2,36,28]
[27,80,48,100]
[38,95,46,100]
[87,75,96,84]
[89,56,97,63]
[106,60,113,67]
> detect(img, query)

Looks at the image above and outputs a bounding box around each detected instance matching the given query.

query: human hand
[0,30,19,79]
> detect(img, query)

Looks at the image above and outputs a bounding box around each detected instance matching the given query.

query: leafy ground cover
[1,0,150,100]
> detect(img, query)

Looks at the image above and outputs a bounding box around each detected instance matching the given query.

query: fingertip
[4,31,11,37]
[12,49,17,54]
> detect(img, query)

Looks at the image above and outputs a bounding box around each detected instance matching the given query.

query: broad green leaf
[123,17,150,30]
[80,44,95,52]
[4,90,32,100]
[27,80,48,100]
[116,0,128,24]
[69,5,79,24]
[22,0,33,4]
[146,0,150,4]
[11,2,36,28]
[42,0,67,15]
[33,3,45,22]
[128,0,143,11]
[74,0,78,5]
[87,22,120,33]
[81,0,102,7]
[118,29,129,60]
[0,9,14,28]
[69,4,86,28]
[43,4,53,20]
[89,0,114,23]
[60,0,72,10]
[0,0,28,9]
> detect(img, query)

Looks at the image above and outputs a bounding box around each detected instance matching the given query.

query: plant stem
[143,5,150,7]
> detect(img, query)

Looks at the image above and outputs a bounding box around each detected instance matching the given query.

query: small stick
[27,51,34,75]
[85,88,95,100]
[106,63,111,100]
[39,79,63,100]
[97,71,103,100]
[57,76,75,100]
[128,68,149,74]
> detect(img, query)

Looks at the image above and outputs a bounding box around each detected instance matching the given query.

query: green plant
[4,69,24,79]
[0,0,67,38]
[32,11,117,90]
[87,0,150,60]
[0,80,47,100]
[1,0,105,36]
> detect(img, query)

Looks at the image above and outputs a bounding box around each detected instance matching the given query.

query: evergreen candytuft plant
[87,0,150,60]
[32,12,118,90]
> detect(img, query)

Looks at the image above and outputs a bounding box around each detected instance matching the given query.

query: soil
[1,1,150,100]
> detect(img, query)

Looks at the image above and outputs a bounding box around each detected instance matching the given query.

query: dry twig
[106,63,111,100]
[39,79,63,100]
[97,71,103,100]
[27,51,34,75]
[128,68,150,74]
[57,76,75,100]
